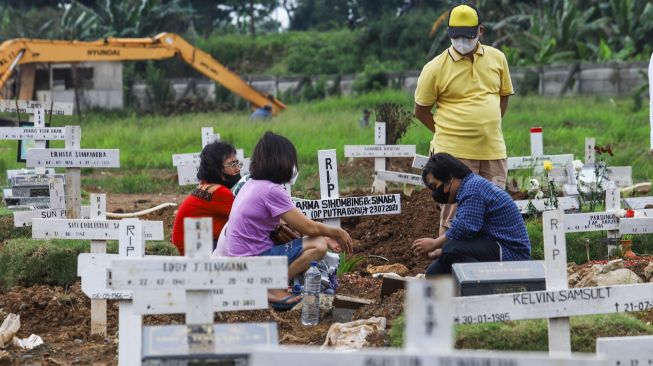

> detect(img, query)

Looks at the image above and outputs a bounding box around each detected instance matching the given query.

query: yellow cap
[448,4,479,27]
[447,4,480,38]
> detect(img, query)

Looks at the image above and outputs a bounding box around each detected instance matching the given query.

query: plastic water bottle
[301,261,321,326]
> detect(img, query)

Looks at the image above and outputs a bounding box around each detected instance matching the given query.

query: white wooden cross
[596,335,653,365]
[4,171,62,210]
[412,127,575,187]
[578,138,632,188]
[451,209,653,355]
[506,127,574,171]
[109,217,287,364]
[173,127,251,186]
[297,149,401,227]
[0,100,73,175]
[250,277,606,365]
[344,122,416,194]
[11,175,91,227]
[34,212,164,340]
[412,152,581,214]
[25,125,120,220]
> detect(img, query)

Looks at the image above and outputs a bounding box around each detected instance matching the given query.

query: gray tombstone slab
[596,335,653,366]
[142,323,278,365]
[624,196,653,209]
[452,261,546,297]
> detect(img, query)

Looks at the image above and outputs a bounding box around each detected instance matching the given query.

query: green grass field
[1,91,651,193]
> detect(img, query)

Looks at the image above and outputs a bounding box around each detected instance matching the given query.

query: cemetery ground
[1,91,653,363]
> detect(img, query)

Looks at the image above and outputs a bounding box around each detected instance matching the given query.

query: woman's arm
[280,208,353,253]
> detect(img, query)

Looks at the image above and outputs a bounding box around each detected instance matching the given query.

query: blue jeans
[260,238,303,264]
[426,237,501,275]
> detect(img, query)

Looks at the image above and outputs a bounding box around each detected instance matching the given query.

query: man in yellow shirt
[414,3,514,237]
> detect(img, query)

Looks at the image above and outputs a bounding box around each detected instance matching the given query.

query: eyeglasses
[223,160,243,169]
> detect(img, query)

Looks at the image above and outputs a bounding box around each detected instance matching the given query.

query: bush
[373,103,414,144]
[390,313,652,351]
[0,238,178,289]
[352,61,391,94]
[144,62,175,112]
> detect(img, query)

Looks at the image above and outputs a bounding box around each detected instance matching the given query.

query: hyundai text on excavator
[0,32,285,114]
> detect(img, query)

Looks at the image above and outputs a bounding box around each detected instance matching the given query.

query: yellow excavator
[0,32,286,114]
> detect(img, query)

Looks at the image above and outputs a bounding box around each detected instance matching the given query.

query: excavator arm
[0,32,285,113]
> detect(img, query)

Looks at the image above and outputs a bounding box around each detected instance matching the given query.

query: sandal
[270,295,302,311]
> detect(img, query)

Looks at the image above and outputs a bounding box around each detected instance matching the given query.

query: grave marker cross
[344,122,416,194]
[110,217,288,363]
[250,277,605,366]
[294,149,402,225]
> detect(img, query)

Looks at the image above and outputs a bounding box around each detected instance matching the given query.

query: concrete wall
[35,62,123,110]
[131,61,649,107]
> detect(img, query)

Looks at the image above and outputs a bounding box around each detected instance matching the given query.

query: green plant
[352,61,391,94]
[337,252,365,276]
[373,103,414,145]
[144,62,175,113]
[542,161,559,210]
[578,144,612,212]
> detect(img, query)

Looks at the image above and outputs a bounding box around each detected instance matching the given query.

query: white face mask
[451,36,478,55]
[290,165,299,185]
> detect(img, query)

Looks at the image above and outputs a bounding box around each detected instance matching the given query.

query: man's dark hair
[197,141,237,184]
[263,104,273,112]
[250,131,298,184]
[422,152,472,185]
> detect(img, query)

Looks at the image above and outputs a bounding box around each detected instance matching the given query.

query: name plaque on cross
[0,127,66,140]
[27,148,120,168]
[0,100,74,115]
[452,283,653,325]
[142,323,278,360]
[295,194,401,220]
[110,257,287,290]
[507,154,574,170]
[250,348,604,366]
[564,212,619,232]
[32,218,164,240]
[344,145,416,158]
[172,153,201,167]
[375,170,424,186]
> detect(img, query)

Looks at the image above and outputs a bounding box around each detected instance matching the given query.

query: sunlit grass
[1,91,651,194]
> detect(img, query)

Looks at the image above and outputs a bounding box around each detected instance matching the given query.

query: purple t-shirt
[225,179,295,256]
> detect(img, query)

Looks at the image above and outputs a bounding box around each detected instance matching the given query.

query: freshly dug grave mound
[343,188,439,275]
[0,272,395,364]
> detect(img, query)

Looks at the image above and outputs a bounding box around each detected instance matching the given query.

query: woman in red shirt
[171,141,242,255]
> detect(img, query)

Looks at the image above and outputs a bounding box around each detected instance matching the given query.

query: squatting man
[412,153,531,275]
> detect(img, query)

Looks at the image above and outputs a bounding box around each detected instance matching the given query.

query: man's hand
[411,238,438,257]
[427,248,442,259]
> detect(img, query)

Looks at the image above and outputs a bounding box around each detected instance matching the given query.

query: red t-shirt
[171,185,234,255]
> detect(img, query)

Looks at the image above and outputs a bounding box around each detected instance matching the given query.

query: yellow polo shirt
[414,43,513,160]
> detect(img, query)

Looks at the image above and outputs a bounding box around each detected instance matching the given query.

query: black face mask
[431,181,450,204]
[222,173,241,189]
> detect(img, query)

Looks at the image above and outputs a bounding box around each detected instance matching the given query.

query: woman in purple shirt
[224,131,353,310]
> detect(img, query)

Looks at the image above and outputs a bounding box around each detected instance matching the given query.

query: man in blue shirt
[412,153,530,275]
[250,104,272,120]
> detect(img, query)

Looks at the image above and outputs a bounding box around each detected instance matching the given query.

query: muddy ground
[0,158,651,364]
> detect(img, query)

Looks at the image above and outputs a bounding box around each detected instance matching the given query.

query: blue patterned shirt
[446,173,531,261]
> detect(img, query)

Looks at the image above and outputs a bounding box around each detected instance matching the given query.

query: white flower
[535,190,544,200]
[573,160,584,172]
[529,179,540,191]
